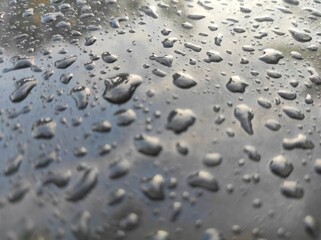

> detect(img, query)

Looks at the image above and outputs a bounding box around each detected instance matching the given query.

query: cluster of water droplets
[0,0,321,239]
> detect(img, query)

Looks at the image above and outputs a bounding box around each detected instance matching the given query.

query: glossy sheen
[0,0,320,239]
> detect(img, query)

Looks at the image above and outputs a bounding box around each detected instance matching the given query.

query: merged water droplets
[282,134,314,150]
[42,170,71,188]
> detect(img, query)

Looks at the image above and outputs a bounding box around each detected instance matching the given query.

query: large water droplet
[10,77,37,102]
[103,73,143,104]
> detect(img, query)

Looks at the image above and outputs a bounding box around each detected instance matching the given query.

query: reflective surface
[0,0,321,239]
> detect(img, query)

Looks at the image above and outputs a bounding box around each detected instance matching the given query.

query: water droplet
[134,134,162,156]
[283,106,305,120]
[60,73,73,84]
[84,36,97,46]
[166,108,196,134]
[4,154,23,176]
[34,151,58,169]
[103,73,143,104]
[303,215,319,237]
[71,86,90,110]
[114,109,136,126]
[289,28,312,42]
[119,213,139,230]
[149,230,170,240]
[270,155,293,178]
[3,56,34,73]
[32,118,56,139]
[42,170,71,188]
[226,76,248,93]
[8,181,30,203]
[108,188,126,206]
[234,104,254,135]
[71,211,91,240]
[141,174,165,200]
[204,50,223,63]
[202,228,224,240]
[265,119,281,131]
[162,38,177,48]
[92,120,111,133]
[172,72,197,89]
[188,171,219,192]
[10,77,37,102]
[259,49,284,64]
[149,54,173,67]
[65,167,98,201]
[283,134,314,150]
[243,145,261,161]
[280,181,304,199]
[54,55,77,69]
[109,158,130,179]
[203,153,223,167]
[101,52,118,63]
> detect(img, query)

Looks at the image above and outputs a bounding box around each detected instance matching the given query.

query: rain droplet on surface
[188,171,219,192]
[259,48,284,64]
[226,76,248,93]
[203,153,223,167]
[114,109,136,126]
[280,181,304,199]
[32,118,56,139]
[101,52,118,63]
[166,109,196,134]
[65,167,98,201]
[243,145,261,161]
[54,55,77,69]
[134,134,162,156]
[234,104,254,135]
[71,86,90,110]
[172,72,197,89]
[141,174,165,200]
[10,77,37,103]
[103,73,143,104]
[283,134,315,150]
[4,154,23,176]
[270,155,293,178]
